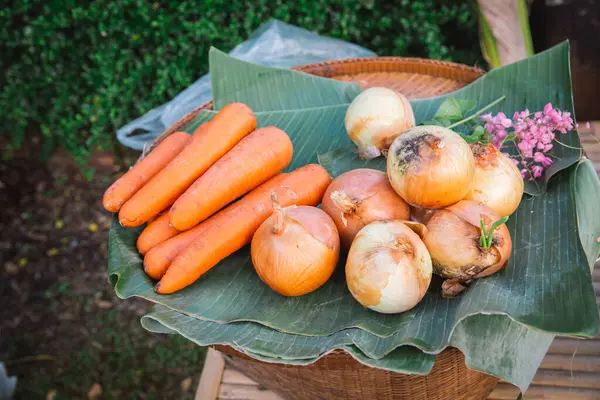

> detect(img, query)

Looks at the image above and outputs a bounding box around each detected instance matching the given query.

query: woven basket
[150,57,499,400]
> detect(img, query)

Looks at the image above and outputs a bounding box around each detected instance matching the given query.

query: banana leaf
[110,157,598,337]
[108,42,599,392]
[141,304,436,374]
[141,304,553,392]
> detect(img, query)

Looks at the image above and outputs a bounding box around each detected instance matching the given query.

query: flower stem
[447,95,507,129]
[553,137,583,150]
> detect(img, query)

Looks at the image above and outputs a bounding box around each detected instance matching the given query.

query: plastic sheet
[0,362,16,400]
[116,19,376,150]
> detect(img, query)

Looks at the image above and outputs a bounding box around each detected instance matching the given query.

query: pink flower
[520,169,527,179]
[477,104,573,182]
[540,133,553,144]
[541,157,553,168]
[480,113,493,123]
[533,152,545,163]
[492,112,507,123]
[517,141,529,152]
[508,156,519,166]
[494,130,507,140]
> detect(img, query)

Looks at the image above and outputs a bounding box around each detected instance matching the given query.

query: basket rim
[291,55,485,79]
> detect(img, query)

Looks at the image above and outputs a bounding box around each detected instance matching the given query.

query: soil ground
[0,140,206,400]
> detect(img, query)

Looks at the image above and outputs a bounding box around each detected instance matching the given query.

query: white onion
[346,220,432,314]
[345,87,415,159]
[464,143,524,217]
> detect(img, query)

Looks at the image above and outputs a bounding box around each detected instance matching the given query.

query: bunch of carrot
[103,103,331,294]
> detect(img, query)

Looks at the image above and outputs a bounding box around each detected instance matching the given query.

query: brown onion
[409,205,436,225]
[423,200,512,297]
[464,143,524,217]
[387,126,475,209]
[251,194,340,296]
[321,169,409,248]
[346,220,432,314]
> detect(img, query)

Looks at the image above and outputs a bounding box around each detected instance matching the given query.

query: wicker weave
[149,57,497,399]
[216,346,499,400]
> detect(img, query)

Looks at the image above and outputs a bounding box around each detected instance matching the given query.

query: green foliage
[9,310,206,399]
[1,0,480,169]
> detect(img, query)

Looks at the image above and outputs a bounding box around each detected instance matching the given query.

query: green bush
[1,0,481,172]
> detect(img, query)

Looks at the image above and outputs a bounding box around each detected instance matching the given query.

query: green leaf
[108,42,598,393]
[433,97,477,122]
[141,304,435,373]
[419,119,447,127]
[480,218,487,247]
[209,48,362,112]
[460,125,487,144]
[574,159,600,271]
[484,216,509,248]
[111,164,599,341]
[141,304,553,392]
[472,125,486,138]
[109,113,598,340]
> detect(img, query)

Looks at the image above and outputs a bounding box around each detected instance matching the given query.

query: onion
[346,220,432,314]
[251,194,340,297]
[409,205,436,225]
[345,87,415,159]
[464,143,524,217]
[321,169,410,249]
[387,125,475,209]
[423,200,512,297]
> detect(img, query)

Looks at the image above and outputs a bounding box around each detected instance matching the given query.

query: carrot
[145,175,290,280]
[169,127,293,231]
[144,215,213,279]
[155,164,331,294]
[103,131,191,213]
[136,213,180,255]
[118,103,256,227]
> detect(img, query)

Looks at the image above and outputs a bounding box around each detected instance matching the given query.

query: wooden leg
[195,348,225,400]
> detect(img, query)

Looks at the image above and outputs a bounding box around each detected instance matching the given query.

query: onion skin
[409,205,436,225]
[423,200,512,297]
[251,205,340,297]
[345,88,415,159]
[322,169,410,249]
[346,220,432,314]
[464,143,524,217]
[387,125,475,209]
